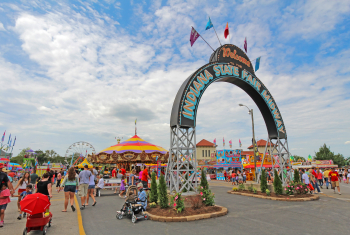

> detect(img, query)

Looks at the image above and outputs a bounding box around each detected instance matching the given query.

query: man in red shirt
[111,168,117,178]
[141,167,149,188]
[328,168,341,195]
[120,167,126,176]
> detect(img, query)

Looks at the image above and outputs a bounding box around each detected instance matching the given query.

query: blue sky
[0,0,349,158]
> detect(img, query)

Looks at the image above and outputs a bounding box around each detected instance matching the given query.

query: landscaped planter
[227,190,319,201]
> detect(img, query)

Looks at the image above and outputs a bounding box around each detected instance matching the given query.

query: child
[17,185,33,220]
[0,182,11,227]
[96,175,104,197]
[119,175,126,198]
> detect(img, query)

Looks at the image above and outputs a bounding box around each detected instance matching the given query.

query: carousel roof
[99,135,168,155]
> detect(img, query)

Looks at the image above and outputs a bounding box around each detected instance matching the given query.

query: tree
[293,155,306,162]
[200,169,208,190]
[150,171,158,204]
[273,170,283,195]
[260,170,267,193]
[294,169,300,183]
[35,150,48,165]
[45,150,59,158]
[11,147,31,164]
[158,174,168,208]
[315,144,346,166]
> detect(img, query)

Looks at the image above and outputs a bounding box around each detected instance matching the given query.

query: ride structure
[167,44,292,193]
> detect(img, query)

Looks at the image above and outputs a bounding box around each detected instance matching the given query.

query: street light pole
[239,104,258,181]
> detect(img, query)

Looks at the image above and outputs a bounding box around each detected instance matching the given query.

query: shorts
[331,181,339,187]
[18,189,26,194]
[231,178,236,182]
[0,203,8,210]
[79,184,89,197]
[64,185,76,193]
[56,180,61,187]
[88,185,95,189]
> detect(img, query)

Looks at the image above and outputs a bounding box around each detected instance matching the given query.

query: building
[0,149,12,158]
[196,139,216,161]
[247,139,277,154]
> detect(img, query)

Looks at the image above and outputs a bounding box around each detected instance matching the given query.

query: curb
[144,205,228,222]
[74,195,86,235]
[227,191,319,201]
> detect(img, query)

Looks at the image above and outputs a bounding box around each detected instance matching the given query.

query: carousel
[89,135,169,169]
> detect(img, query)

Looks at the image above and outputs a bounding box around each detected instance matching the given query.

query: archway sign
[167,44,291,193]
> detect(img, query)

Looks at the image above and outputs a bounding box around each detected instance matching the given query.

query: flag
[255,57,261,72]
[308,155,312,162]
[229,140,232,148]
[239,139,242,147]
[244,37,247,53]
[190,27,200,47]
[205,17,213,30]
[223,137,225,147]
[290,155,294,162]
[135,119,137,125]
[1,131,5,142]
[213,138,216,146]
[7,134,11,145]
[224,23,229,39]
[12,137,16,147]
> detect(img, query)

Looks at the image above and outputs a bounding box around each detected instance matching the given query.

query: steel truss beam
[166,125,197,194]
[257,136,292,186]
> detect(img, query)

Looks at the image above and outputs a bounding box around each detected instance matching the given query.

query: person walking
[119,175,126,198]
[56,171,62,192]
[141,167,150,188]
[309,169,322,194]
[329,168,341,195]
[86,169,96,206]
[323,168,330,189]
[302,169,312,194]
[30,169,38,192]
[60,167,79,212]
[129,169,136,186]
[96,174,104,197]
[0,181,11,227]
[14,172,30,212]
[78,165,92,210]
[317,169,323,188]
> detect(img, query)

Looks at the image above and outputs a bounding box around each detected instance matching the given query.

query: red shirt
[112,169,116,178]
[312,170,317,178]
[121,168,126,175]
[141,169,148,182]
[329,171,339,181]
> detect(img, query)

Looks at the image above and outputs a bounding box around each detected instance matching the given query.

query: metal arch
[166,125,197,194]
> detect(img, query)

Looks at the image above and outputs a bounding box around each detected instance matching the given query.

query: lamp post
[239,104,258,181]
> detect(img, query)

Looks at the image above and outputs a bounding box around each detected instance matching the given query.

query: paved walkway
[1,189,80,234]
[80,184,350,235]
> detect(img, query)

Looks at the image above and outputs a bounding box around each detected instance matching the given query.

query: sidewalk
[1,189,80,234]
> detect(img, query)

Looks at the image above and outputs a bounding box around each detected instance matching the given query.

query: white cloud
[346,141,350,145]
[0,22,5,31]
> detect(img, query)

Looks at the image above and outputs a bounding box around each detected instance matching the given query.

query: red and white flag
[190,27,200,47]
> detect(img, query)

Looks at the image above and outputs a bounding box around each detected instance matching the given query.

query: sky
[0,0,349,159]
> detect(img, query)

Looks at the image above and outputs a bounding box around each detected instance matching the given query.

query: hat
[0,163,4,168]
[137,183,143,188]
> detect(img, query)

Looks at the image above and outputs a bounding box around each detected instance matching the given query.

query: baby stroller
[116,185,148,223]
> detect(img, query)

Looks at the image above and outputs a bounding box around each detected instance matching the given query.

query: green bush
[232,187,238,191]
[238,183,245,191]
[260,170,268,193]
[171,193,185,213]
[200,169,208,190]
[294,169,300,183]
[150,171,158,204]
[253,188,257,194]
[149,202,157,208]
[266,189,271,196]
[158,174,168,208]
[247,184,254,192]
[199,169,215,206]
[273,170,283,195]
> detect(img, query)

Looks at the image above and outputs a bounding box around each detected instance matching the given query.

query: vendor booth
[78,159,93,168]
[243,153,279,181]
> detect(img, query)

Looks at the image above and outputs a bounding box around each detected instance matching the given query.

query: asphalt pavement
[80,182,350,235]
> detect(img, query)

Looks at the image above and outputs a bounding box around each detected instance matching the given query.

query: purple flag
[190,27,200,47]
[244,37,247,53]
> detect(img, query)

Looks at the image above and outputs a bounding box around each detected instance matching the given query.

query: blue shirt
[79,170,92,185]
[138,190,147,210]
[20,191,32,199]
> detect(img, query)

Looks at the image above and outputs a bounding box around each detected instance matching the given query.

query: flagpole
[212,25,222,46]
[198,34,215,51]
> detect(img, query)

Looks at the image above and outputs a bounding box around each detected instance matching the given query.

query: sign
[217,173,225,181]
[216,149,242,168]
[170,44,286,139]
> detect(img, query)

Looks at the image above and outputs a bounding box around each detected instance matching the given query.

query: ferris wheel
[64,141,96,158]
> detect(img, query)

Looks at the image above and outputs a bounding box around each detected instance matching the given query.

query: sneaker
[339,192,341,195]
[319,192,323,193]
[314,192,318,194]
[0,221,3,227]
[17,215,22,220]
[326,186,328,189]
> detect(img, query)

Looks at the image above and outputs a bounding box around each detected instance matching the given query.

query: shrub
[150,171,158,204]
[247,184,254,192]
[187,195,202,209]
[253,188,257,194]
[266,189,271,196]
[149,202,157,208]
[273,170,283,195]
[158,174,168,208]
[287,182,309,195]
[171,193,185,213]
[200,169,209,190]
[198,169,215,206]
[238,183,245,191]
[260,170,268,193]
[232,187,238,191]
[294,169,300,183]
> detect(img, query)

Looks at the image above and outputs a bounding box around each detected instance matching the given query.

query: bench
[97,178,128,197]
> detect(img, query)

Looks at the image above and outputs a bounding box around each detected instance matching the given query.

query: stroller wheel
[132,215,137,223]
[23,228,28,235]
[144,214,148,220]
[48,219,52,227]
[117,213,123,220]
[43,225,47,235]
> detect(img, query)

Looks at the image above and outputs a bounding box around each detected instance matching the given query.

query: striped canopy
[100,135,168,155]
